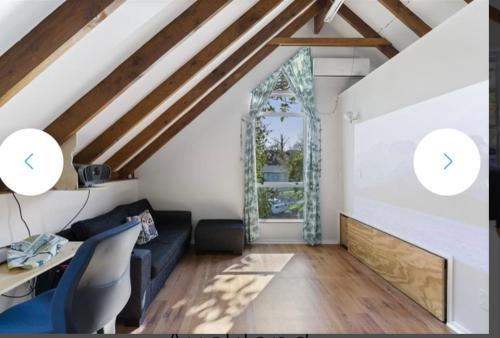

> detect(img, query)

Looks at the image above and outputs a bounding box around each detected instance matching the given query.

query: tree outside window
[256,75,305,220]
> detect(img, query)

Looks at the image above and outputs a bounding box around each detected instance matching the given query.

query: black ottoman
[195,219,244,255]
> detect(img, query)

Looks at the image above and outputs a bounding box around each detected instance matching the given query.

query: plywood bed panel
[339,213,349,248]
[346,217,447,322]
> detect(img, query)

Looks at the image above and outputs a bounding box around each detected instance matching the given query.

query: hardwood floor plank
[117,245,450,334]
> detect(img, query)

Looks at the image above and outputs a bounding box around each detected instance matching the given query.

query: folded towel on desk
[7,233,68,270]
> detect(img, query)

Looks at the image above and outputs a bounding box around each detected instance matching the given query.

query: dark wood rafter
[378,0,431,37]
[491,5,500,24]
[105,0,318,171]
[44,0,231,146]
[314,0,331,34]
[116,2,324,177]
[74,0,282,164]
[268,37,392,46]
[0,0,124,107]
[338,5,399,58]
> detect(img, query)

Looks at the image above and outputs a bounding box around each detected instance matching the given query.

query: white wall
[137,20,376,244]
[0,180,139,308]
[0,181,139,247]
[338,0,488,333]
[0,0,63,56]
[0,0,192,143]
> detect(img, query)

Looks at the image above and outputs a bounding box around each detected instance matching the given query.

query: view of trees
[255,83,305,219]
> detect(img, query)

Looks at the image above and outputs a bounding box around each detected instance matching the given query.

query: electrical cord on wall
[60,189,91,232]
[1,193,35,298]
[2,190,90,298]
[1,278,36,299]
[11,192,31,237]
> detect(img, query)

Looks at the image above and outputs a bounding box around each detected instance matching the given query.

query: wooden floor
[117,244,450,334]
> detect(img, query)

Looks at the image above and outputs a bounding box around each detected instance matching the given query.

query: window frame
[255,90,307,222]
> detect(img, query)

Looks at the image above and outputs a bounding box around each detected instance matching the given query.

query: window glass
[255,77,305,220]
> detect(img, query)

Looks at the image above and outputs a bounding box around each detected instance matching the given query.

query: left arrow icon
[25,153,34,170]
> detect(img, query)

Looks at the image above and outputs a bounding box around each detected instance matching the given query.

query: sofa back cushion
[71,206,128,241]
[122,199,158,223]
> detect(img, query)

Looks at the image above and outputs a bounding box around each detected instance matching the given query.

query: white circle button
[0,129,63,196]
[413,128,480,196]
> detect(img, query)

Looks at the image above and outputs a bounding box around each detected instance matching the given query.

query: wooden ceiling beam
[378,0,431,37]
[74,0,282,164]
[268,37,392,47]
[338,5,399,58]
[314,0,331,34]
[491,6,500,24]
[0,0,123,108]
[105,0,317,171]
[117,2,323,177]
[43,0,231,146]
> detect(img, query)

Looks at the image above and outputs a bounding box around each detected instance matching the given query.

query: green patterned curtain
[281,48,321,245]
[244,48,321,245]
[243,70,281,243]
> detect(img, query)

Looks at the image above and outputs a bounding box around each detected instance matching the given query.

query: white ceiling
[0,0,469,163]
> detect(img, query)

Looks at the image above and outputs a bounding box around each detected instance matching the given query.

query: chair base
[102,317,116,334]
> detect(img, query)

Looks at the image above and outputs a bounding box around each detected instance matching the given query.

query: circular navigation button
[0,129,63,196]
[413,128,480,196]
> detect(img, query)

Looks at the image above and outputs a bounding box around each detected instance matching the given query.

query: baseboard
[253,239,338,244]
[321,239,339,244]
[447,321,471,334]
[253,239,307,244]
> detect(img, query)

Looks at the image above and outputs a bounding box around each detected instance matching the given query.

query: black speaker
[74,164,111,187]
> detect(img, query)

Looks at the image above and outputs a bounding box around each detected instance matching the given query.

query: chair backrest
[51,221,141,333]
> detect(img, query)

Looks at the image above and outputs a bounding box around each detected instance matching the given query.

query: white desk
[0,242,82,295]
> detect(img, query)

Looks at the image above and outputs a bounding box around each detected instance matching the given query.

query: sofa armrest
[57,228,77,241]
[155,210,192,226]
[120,249,152,323]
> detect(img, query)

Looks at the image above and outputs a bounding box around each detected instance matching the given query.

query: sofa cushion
[122,199,157,223]
[71,206,127,240]
[137,223,191,277]
[138,240,176,278]
[156,223,191,245]
[127,210,158,245]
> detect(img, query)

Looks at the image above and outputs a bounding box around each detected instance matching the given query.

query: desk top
[0,241,82,295]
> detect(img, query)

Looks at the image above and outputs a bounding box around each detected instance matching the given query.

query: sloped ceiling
[0,0,469,172]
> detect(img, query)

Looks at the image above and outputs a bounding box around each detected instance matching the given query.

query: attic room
[0,0,495,335]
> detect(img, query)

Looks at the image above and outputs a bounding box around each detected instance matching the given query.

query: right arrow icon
[443,153,453,170]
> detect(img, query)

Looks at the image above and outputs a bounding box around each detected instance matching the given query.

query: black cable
[2,278,36,298]
[3,191,90,299]
[11,192,31,237]
[60,189,91,231]
[1,194,34,298]
[1,286,34,298]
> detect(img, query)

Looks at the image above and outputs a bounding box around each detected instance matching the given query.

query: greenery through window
[256,74,304,220]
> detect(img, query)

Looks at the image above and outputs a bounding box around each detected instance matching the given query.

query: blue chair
[0,221,141,333]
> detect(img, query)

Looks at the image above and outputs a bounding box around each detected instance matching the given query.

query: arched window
[243,48,320,245]
[255,73,304,220]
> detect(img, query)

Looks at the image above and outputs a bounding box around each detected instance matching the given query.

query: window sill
[259,219,304,224]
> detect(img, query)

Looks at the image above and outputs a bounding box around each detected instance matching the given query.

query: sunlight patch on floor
[188,274,274,334]
[223,253,295,273]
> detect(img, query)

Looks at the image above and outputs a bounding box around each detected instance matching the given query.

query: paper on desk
[7,233,68,270]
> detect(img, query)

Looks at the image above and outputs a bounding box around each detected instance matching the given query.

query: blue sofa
[57,199,192,326]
